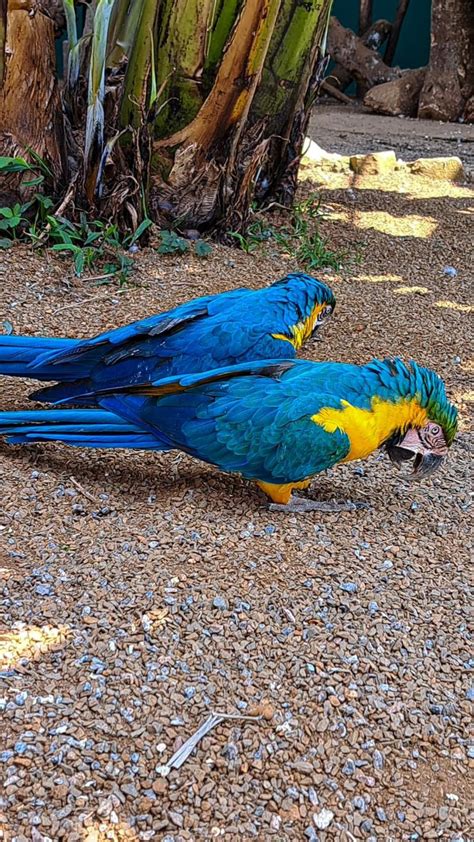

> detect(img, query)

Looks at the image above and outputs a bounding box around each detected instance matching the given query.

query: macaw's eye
[430,424,440,435]
[320,306,332,319]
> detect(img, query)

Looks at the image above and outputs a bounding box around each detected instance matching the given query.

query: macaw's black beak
[386,434,446,480]
[386,441,414,467]
[411,451,445,479]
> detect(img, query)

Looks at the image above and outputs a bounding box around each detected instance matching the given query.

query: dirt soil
[310,101,474,171]
[1,115,473,841]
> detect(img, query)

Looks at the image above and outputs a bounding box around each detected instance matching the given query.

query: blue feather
[0,274,335,408]
[0,357,457,489]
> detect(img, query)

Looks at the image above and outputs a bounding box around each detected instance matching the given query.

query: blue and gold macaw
[0,272,335,405]
[0,357,457,512]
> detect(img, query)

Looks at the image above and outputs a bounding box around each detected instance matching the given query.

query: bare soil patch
[310,100,474,170]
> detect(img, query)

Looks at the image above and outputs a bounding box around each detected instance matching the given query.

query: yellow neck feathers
[272,303,325,350]
[312,397,428,462]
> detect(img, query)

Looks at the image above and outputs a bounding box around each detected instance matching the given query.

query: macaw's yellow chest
[311,397,428,462]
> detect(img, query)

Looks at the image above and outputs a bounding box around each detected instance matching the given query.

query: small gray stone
[353,796,367,811]
[35,584,53,596]
[340,582,358,594]
[212,596,228,610]
[169,811,183,827]
[373,749,384,769]
[342,759,356,775]
[121,783,138,797]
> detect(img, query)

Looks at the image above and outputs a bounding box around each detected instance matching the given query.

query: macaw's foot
[268,494,370,514]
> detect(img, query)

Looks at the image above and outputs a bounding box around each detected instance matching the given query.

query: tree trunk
[328,17,401,92]
[358,0,372,35]
[150,0,333,233]
[418,0,474,122]
[0,0,64,191]
[0,0,334,235]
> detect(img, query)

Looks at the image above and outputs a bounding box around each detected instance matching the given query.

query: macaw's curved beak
[386,428,447,480]
[410,450,445,479]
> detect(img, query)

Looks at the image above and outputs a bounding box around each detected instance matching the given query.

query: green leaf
[0,156,33,173]
[0,218,19,230]
[84,0,115,197]
[0,238,13,249]
[63,0,80,90]
[0,207,14,218]
[22,175,45,188]
[25,148,54,180]
[157,230,189,254]
[84,230,103,246]
[51,243,81,253]
[194,239,212,258]
[74,250,85,277]
[127,217,152,246]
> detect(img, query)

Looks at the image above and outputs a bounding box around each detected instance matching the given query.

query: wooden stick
[384,0,410,66]
[69,476,97,504]
[359,0,373,35]
[321,80,353,104]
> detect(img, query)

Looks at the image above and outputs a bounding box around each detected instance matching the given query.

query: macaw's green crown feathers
[366,357,458,445]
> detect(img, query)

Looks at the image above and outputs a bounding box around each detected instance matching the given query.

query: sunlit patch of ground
[355,210,437,238]
[0,624,71,669]
[435,300,474,313]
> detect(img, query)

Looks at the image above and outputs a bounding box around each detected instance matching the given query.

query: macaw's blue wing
[0,335,77,379]
[97,359,351,485]
[29,273,335,406]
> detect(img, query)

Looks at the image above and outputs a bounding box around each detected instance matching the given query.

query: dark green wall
[332,0,431,68]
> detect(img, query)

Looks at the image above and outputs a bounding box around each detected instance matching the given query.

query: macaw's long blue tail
[0,335,79,380]
[0,408,166,450]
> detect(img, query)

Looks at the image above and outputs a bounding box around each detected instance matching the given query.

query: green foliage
[0,156,35,173]
[193,239,213,258]
[157,229,213,258]
[1,154,211,278]
[39,217,146,283]
[228,194,356,272]
[0,155,152,283]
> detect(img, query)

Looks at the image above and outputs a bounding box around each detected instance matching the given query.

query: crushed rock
[0,146,473,841]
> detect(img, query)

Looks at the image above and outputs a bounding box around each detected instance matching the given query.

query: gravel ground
[0,160,473,841]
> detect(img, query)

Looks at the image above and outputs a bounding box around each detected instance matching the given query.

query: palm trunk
[150,0,333,233]
[0,0,64,192]
[0,0,334,234]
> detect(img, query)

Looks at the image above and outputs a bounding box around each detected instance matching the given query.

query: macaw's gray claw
[268,495,370,514]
